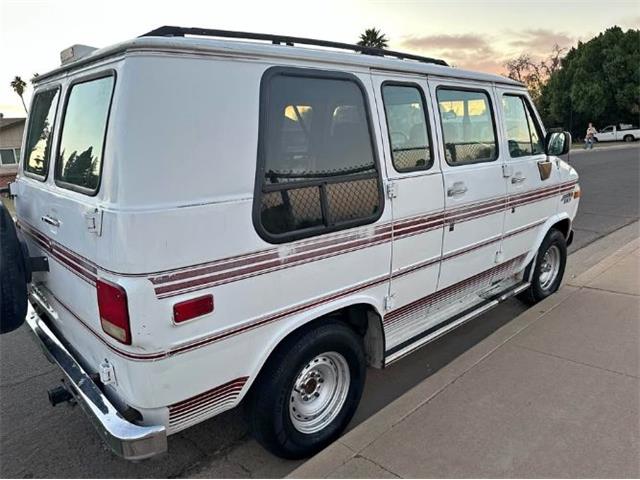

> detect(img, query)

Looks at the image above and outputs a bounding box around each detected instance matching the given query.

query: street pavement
[566,145,639,251]
[290,235,640,478]
[0,145,638,478]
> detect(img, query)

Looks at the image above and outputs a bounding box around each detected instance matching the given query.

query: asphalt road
[1,145,638,478]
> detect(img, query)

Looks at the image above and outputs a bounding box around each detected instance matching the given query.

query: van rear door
[17,73,116,340]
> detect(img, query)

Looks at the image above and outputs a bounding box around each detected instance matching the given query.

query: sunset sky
[1,0,639,117]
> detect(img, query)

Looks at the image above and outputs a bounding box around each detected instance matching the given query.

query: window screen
[502,95,544,158]
[382,84,432,172]
[257,69,382,242]
[24,88,59,177]
[55,75,114,193]
[437,88,497,165]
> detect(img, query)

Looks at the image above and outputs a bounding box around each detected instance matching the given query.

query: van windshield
[55,75,114,193]
[24,88,59,177]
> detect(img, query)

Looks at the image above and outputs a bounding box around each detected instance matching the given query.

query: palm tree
[357,28,389,49]
[10,76,27,113]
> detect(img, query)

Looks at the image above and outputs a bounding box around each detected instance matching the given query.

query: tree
[504,45,566,104]
[538,27,640,138]
[62,146,99,189]
[357,28,389,49]
[10,76,28,114]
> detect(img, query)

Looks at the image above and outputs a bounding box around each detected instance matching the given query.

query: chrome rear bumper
[25,300,167,460]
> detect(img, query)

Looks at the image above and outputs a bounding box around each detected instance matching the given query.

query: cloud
[402,33,491,51]
[399,33,506,74]
[507,28,575,56]
[618,15,640,29]
[397,29,582,75]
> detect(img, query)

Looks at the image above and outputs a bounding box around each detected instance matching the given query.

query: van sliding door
[371,72,445,355]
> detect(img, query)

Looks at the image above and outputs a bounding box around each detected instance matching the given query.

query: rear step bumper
[25,299,167,460]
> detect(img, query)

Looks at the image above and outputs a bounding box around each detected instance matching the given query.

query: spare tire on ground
[0,202,28,334]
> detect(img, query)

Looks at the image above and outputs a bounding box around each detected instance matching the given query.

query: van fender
[521,212,572,270]
[238,291,386,399]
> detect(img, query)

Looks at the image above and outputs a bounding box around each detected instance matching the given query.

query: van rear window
[24,88,59,178]
[55,75,114,194]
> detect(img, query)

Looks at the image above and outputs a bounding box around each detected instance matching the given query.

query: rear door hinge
[502,164,513,178]
[85,208,103,236]
[386,181,397,199]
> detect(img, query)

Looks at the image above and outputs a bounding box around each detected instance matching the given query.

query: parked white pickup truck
[593,124,639,142]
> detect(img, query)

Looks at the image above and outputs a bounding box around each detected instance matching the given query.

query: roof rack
[140,26,448,67]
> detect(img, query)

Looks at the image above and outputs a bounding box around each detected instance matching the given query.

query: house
[0,114,25,188]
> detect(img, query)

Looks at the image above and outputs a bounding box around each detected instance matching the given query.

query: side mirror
[545,131,571,156]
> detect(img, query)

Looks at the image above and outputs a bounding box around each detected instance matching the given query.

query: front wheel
[246,321,366,459]
[519,228,567,305]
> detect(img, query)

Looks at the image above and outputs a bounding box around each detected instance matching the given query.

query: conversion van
[0,27,579,460]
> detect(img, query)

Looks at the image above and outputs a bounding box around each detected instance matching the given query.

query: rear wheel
[519,228,567,305]
[246,321,366,459]
[0,203,29,333]
[623,134,635,143]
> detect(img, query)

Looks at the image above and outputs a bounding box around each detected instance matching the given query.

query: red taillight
[173,295,214,324]
[97,279,131,345]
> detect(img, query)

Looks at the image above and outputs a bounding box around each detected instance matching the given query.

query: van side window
[436,88,498,165]
[24,88,60,178]
[55,75,115,194]
[502,95,544,157]
[382,84,432,172]
[255,68,382,243]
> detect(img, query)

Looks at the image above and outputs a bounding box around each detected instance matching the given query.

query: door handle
[511,175,526,184]
[447,182,468,197]
[41,215,60,227]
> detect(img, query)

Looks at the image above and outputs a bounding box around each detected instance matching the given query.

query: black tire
[623,134,635,143]
[519,228,567,305]
[246,320,366,459]
[0,202,29,334]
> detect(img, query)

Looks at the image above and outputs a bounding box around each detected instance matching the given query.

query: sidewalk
[290,238,640,478]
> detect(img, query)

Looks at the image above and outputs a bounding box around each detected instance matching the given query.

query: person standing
[585,123,597,149]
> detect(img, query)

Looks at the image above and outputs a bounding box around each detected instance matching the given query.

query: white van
[0,27,579,460]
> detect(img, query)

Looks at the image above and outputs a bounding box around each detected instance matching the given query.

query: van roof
[35,27,523,87]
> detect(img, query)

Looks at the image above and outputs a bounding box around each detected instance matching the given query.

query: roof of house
[35,28,523,88]
[0,117,26,131]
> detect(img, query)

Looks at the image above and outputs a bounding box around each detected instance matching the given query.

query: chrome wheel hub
[539,245,561,291]
[289,352,350,434]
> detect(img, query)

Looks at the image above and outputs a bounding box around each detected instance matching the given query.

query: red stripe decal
[168,377,249,426]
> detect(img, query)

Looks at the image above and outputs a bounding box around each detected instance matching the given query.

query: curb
[569,143,640,155]
[288,225,640,479]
